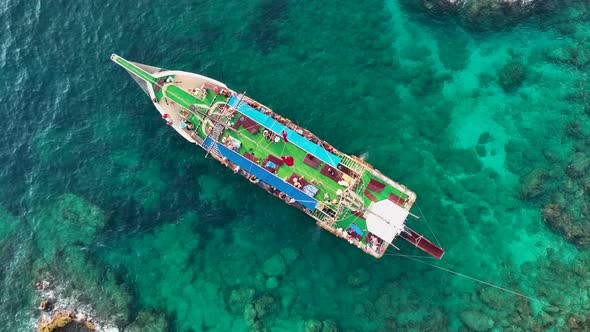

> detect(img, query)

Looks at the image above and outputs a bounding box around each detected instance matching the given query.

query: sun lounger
[352,210,365,219]
[243,152,259,164]
[262,154,284,173]
[320,164,342,182]
[364,189,377,202]
[367,179,386,194]
[303,153,321,169]
[387,193,406,206]
[286,173,319,197]
[233,115,260,135]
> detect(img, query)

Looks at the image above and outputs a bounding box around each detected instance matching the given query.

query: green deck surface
[165,85,201,108]
[115,57,157,84]
[223,121,344,203]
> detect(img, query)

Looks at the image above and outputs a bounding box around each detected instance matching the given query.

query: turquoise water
[1,0,590,330]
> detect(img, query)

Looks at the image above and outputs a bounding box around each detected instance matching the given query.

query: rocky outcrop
[30,194,131,327]
[303,319,339,332]
[34,276,122,332]
[243,293,277,332]
[542,203,590,247]
[566,152,590,179]
[38,309,96,332]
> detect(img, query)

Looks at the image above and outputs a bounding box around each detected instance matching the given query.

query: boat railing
[311,207,328,222]
[204,139,223,160]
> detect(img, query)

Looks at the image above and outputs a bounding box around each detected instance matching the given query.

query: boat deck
[111,54,443,259]
[221,114,346,206]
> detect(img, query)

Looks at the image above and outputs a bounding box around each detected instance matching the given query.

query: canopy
[366,200,409,243]
[227,96,342,167]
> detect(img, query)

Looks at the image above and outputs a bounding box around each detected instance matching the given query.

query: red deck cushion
[364,189,377,202]
[387,193,405,206]
[367,179,386,194]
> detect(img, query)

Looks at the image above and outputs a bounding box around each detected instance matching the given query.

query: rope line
[416,203,441,248]
[387,253,585,318]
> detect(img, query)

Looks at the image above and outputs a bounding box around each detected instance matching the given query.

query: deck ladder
[340,155,365,175]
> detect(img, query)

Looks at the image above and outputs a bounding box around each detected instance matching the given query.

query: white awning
[366,200,409,243]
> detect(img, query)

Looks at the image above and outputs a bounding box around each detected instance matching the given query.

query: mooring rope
[416,203,441,248]
[385,252,585,318]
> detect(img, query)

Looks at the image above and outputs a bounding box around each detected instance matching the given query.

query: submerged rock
[519,168,547,200]
[498,61,526,92]
[566,152,590,178]
[417,0,541,29]
[263,253,287,277]
[347,269,370,288]
[124,310,168,332]
[242,293,276,332]
[229,288,255,313]
[302,319,339,332]
[253,293,275,319]
[31,193,106,262]
[541,203,590,247]
[280,247,300,265]
[322,319,339,332]
[304,319,322,332]
[460,310,494,331]
[542,203,571,230]
[266,276,279,290]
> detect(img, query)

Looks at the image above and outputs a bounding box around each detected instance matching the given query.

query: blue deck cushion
[302,184,319,197]
[204,138,318,210]
[350,224,364,236]
[228,96,342,167]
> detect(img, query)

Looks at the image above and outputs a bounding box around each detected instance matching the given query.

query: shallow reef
[411,0,543,29]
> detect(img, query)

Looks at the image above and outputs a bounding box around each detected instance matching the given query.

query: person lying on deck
[310,178,322,186]
[222,135,236,151]
[328,167,336,176]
